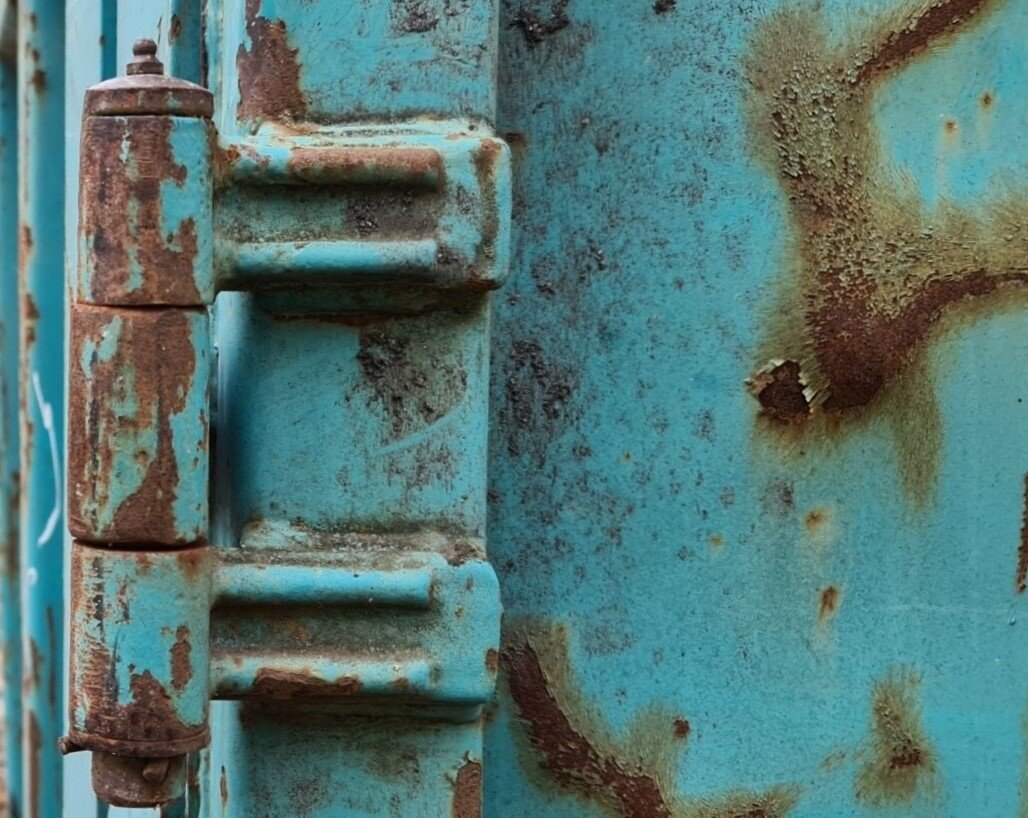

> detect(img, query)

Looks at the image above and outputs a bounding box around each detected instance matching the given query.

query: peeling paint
[745,0,1022,503]
[236,0,308,123]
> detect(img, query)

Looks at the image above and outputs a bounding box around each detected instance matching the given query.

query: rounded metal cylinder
[67,542,213,758]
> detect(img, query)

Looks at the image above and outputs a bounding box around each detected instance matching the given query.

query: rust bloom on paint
[502,623,800,818]
[855,667,938,808]
[745,0,1024,502]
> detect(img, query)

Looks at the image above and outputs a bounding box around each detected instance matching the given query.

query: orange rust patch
[452,758,483,818]
[818,586,840,621]
[170,626,192,691]
[250,668,362,699]
[236,0,308,123]
[805,509,827,532]
[673,718,691,740]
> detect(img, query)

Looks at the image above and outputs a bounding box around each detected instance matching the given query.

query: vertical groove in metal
[100,0,118,79]
[166,0,201,84]
[18,2,65,816]
[0,47,21,818]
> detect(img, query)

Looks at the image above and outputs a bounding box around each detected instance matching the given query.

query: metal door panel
[485,1,1028,816]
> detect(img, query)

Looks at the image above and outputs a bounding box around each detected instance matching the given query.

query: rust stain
[1017,473,1028,593]
[80,115,202,305]
[67,307,201,544]
[452,758,483,818]
[221,765,229,809]
[236,0,308,123]
[804,509,827,533]
[745,0,1020,504]
[818,586,840,621]
[169,15,183,42]
[286,145,442,186]
[981,90,994,107]
[170,626,192,691]
[71,547,208,755]
[653,0,676,12]
[855,667,939,808]
[250,668,362,699]
[27,711,40,818]
[502,623,800,818]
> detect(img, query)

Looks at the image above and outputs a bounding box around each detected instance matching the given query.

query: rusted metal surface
[744,0,1025,501]
[485,0,1028,814]
[235,0,307,124]
[451,758,482,818]
[501,624,801,818]
[67,543,212,758]
[78,112,212,306]
[67,305,210,545]
[90,751,186,809]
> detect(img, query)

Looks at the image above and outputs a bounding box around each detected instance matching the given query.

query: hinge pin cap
[127,38,163,76]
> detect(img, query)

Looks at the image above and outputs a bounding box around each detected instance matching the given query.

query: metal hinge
[60,40,507,809]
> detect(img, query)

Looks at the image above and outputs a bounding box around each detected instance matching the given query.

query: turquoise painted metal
[0,0,1022,816]
[19,0,65,816]
[0,7,21,815]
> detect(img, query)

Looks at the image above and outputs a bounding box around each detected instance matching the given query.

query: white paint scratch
[32,371,60,548]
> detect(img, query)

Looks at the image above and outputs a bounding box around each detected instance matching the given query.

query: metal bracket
[62,40,507,809]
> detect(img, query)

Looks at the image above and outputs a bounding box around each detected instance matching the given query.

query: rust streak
[818,586,840,621]
[855,667,938,808]
[1017,474,1028,593]
[503,637,671,818]
[502,626,800,818]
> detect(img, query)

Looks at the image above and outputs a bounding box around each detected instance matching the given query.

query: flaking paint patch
[452,757,483,818]
[744,0,1023,504]
[855,667,939,808]
[502,622,800,818]
[236,0,308,123]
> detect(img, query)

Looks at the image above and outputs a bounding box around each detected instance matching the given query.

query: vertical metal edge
[19,2,65,816]
[0,36,21,818]
[63,0,106,813]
